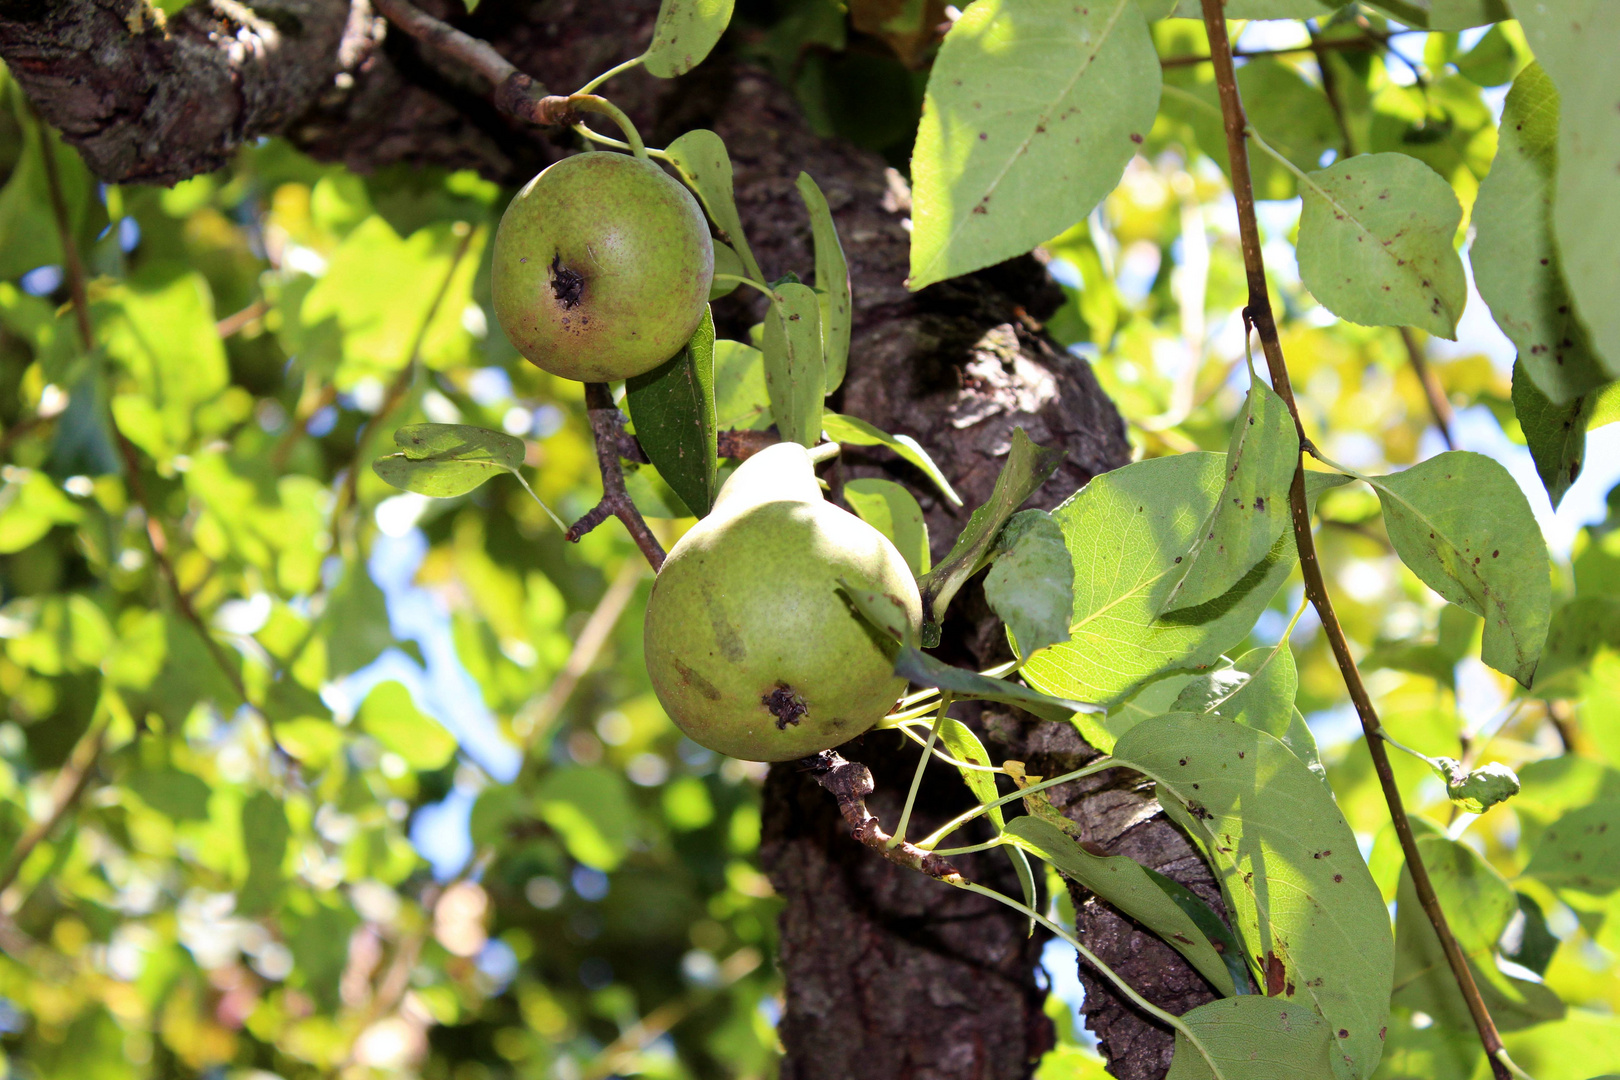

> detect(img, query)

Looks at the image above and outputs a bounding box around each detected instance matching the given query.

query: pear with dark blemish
[643,443,923,761]
[492,150,713,382]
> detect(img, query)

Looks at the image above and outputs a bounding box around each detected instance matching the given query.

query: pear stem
[891,695,950,848]
[807,440,841,465]
[568,94,648,160]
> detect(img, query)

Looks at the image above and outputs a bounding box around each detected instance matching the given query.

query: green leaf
[1142,866,1254,994]
[356,680,458,771]
[843,478,931,578]
[1174,644,1322,778]
[709,240,745,299]
[0,469,83,553]
[664,130,764,283]
[1165,996,1335,1080]
[102,271,230,462]
[986,510,1073,656]
[125,766,212,823]
[1501,892,1559,977]
[1526,801,1620,895]
[535,765,636,871]
[1363,451,1550,687]
[917,428,1062,631]
[713,338,772,431]
[1429,757,1520,814]
[1366,0,1509,30]
[840,576,918,644]
[1296,153,1467,339]
[1021,453,1302,708]
[820,412,961,506]
[626,307,719,517]
[892,645,1099,724]
[1393,832,1565,1033]
[794,172,852,393]
[1475,64,1610,406]
[908,0,1160,290]
[1162,61,1343,203]
[1517,3,1620,381]
[644,0,735,79]
[1538,597,1620,689]
[1005,815,1236,996]
[762,282,824,448]
[1116,714,1394,1080]
[1164,379,1299,612]
[300,217,479,379]
[322,562,395,679]
[933,717,1004,826]
[1513,358,1596,509]
[1159,0,1339,17]
[372,422,526,498]
[239,790,290,916]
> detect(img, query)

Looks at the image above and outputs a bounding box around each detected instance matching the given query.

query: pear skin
[492,151,714,382]
[644,444,923,760]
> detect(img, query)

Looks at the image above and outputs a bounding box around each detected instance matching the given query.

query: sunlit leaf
[1117,715,1394,1080]
[986,509,1072,656]
[821,412,961,506]
[794,172,853,392]
[762,282,823,448]
[1475,64,1610,406]
[1517,2,1620,380]
[909,0,1160,289]
[1165,996,1335,1080]
[843,477,930,578]
[1297,153,1467,338]
[1364,451,1550,687]
[644,0,735,78]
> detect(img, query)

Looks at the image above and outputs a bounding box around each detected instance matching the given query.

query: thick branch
[1197,3,1509,1077]
[1,0,368,184]
[799,751,965,883]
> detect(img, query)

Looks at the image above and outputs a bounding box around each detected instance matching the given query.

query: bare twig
[581,947,762,1080]
[215,297,269,338]
[516,559,647,762]
[568,383,667,570]
[1196,3,1510,1076]
[0,712,107,903]
[798,750,965,883]
[1399,327,1457,451]
[371,0,577,126]
[38,108,292,763]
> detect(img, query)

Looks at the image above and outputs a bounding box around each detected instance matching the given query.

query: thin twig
[0,711,107,903]
[567,383,667,571]
[371,0,577,126]
[515,559,647,764]
[38,108,292,762]
[1195,3,1511,1076]
[797,750,964,882]
[581,947,762,1080]
[215,297,269,338]
[1399,326,1457,451]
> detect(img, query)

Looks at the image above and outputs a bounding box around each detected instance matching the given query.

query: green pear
[492,151,714,383]
[643,443,924,761]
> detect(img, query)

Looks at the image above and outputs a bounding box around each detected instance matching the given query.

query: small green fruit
[644,443,924,761]
[492,151,714,382]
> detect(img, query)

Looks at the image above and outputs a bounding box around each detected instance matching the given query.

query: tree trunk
[0,3,1226,1076]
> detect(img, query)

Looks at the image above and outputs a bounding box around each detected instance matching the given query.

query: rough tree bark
[0,3,1228,1076]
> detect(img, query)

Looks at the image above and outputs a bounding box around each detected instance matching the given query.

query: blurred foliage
[0,3,1617,1080]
